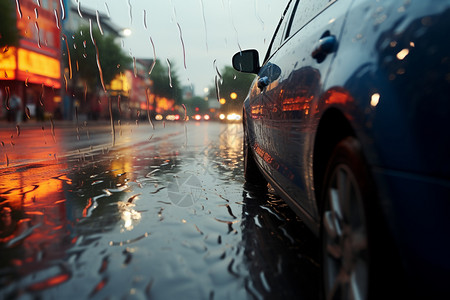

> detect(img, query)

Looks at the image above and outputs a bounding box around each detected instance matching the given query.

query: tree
[0,0,19,48]
[183,96,209,114]
[68,25,132,92]
[149,59,182,105]
[210,66,256,113]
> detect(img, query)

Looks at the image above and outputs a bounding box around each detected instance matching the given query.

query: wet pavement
[0,121,319,299]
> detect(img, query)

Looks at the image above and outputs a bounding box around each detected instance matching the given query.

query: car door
[247,0,297,180]
[254,0,354,219]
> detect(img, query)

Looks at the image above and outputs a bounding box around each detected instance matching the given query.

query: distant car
[233,0,450,299]
[219,112,242,122]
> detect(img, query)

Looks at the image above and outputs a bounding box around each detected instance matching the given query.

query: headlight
[226,113,241,121]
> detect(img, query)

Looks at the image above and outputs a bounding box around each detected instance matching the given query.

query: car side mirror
[232,50,260,74]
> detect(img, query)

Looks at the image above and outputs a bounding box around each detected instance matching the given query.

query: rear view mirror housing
[232,50,260,74]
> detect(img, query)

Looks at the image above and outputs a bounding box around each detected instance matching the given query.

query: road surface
[0,120,319,299]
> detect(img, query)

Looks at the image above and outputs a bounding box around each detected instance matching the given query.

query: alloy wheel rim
[323,164,369,300]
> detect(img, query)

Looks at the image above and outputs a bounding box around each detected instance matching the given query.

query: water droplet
[77,1,83,18]
[53,9,60,29]
[228,1,242,52]
[92,38,107,92]
[199,0,208,51]
[254,0,265,30]
[25,106,30,119]
[143,10,147,29]
[63,74,67,91]
[35,22,41,48]
[127,194,141,203]
[214,59,223,81]
[34,7,38,19]
[96,10,104,35]
[59,0,65,19]
[50,118,56,143]
[215,75,221,102]
[177,23,187,69]
[108,96,116,146]
[39,83,45,106]
[89,19,95,44]
[117,95,122,114]
[166,59,173,88]
[127,0,133,25]
[145,88,154,129]
[104,2,110,17]
[5,86,10,109]
[15,0,22,19]
[148,37,156,75]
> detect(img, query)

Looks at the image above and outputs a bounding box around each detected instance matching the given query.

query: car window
[289,0,334,35]
[265,0,296,60]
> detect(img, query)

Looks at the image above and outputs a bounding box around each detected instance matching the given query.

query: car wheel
[321,137,373,300]
[243,122,267,187]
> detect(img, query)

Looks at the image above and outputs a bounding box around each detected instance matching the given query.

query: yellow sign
[109,73,131,95]
[0,48,17,79]
[17,48,60,79]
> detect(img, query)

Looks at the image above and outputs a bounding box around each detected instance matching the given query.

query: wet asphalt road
[0,120,319,299]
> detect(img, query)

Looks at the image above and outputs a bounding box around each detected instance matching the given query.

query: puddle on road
[0,123,319,299]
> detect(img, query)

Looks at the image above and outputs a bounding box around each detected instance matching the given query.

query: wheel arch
[313,107,355,214]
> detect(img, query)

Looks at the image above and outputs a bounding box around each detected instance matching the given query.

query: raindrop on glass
[15,0,22,19]
[96,10,104,35]
[77,0,83,18]
[104,2,110,17]
[148,37,156,75]
[59,0,65,20]
[54,9,60,29]
[166,59,173,88]
[177,23,187,69]
[35,22,41,48]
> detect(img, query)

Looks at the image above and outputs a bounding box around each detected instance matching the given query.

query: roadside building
[0,0,62,122]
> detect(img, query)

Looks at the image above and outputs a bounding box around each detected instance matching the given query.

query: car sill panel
[255,156,320,236]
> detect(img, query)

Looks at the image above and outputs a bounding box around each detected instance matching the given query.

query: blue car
[233,0,450,299]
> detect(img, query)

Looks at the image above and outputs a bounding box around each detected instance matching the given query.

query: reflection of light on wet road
[0,122,319,299]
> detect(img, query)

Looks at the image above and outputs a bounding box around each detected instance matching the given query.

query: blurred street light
[121,28,132,37]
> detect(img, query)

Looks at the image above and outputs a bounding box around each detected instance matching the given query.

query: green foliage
[68,26,132,91]
[183,96,209,114]
[210,66,256,112]
[0,0,19,47]
[149,59,182,105]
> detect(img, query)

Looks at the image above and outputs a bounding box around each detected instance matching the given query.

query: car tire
[243,122,267,187]
[320,137,376,300]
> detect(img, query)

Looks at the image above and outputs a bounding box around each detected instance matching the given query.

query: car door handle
[257,76,270,90]
[311,35,338,63]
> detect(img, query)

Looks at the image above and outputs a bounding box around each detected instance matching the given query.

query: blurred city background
[0,0,267,125]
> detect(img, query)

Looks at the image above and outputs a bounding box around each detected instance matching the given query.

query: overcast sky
[79,0,287,95]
